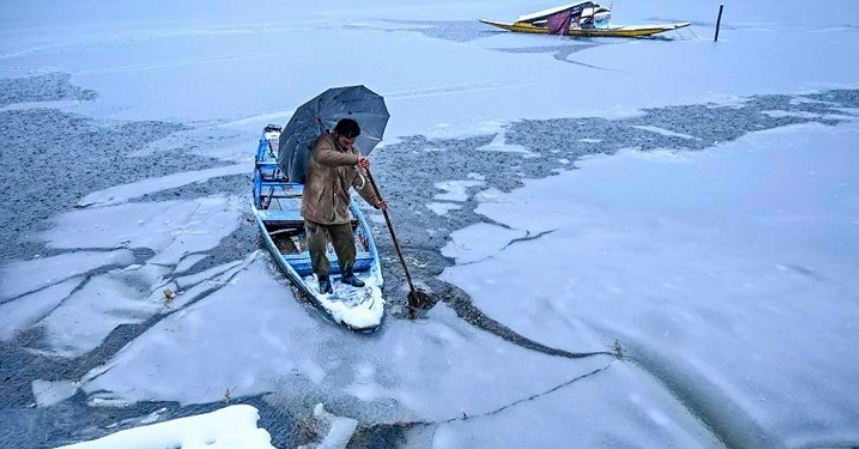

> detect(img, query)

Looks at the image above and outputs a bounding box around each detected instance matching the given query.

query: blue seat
[286,254,374,277]
[257,208,304,224]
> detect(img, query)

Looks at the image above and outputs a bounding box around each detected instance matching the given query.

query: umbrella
[278,85,390,183]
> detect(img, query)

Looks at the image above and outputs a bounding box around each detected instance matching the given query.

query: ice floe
[32,380,80,407]
[433,180,485,203]
[426,202,462,216]
[1,250,134,300]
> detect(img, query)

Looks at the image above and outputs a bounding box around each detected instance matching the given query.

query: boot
[318,274,333,294]
[340,266,365,288]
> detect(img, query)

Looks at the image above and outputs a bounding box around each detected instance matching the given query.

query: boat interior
[253,129,374,277]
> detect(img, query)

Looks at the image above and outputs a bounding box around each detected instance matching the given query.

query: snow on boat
[480,1,689,38]
[251,126,385,332]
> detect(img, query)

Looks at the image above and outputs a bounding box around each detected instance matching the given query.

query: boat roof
[517,1,597,23]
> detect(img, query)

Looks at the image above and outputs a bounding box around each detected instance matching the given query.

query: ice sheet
[42,196,242,266]
[81,256,612,424]
[33,268,163,357]
[7,196,246,357]
[441,223,524,265]
[431,362,725,449]
[0,277,82,341]
[441,122,859,446]
[0,250,134,300]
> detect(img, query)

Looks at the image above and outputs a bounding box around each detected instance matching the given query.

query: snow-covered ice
[2,0,859,446]
[441,121,859,447]
[426,202,462,216]
[1,195,247,356]
[32,267,164,357]
[32,380,80,407]
[0,277,82,341]
[41,196,242,266]
[433,180,485,203]
[441,223,524,265]
[476,130,536,156]
[0,250,134,300]
[81,256,614,424]
[52,405,275,449]
[431,362,724,449]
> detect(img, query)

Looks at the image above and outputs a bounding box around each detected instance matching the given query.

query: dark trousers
[305,219,356,278]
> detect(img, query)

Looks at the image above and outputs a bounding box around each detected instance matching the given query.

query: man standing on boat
[302,118,388,294]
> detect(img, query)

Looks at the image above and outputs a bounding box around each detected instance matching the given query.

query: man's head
[333,118,360,151]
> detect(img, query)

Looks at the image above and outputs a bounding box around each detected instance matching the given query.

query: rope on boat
[354,168,367,189]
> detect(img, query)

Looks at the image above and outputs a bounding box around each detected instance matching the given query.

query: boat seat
[259,209,360,228]
[286,253,374,277]
[257,209,304,225]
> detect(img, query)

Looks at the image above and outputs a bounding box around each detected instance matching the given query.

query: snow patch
[441,223,524,264]
[433,180,485,202]
[52,405,274,449]
[476,130,536,156]
[632,125,700,140]
[426,202,462,216]
[32,380,80,407]
[1,250,134,301]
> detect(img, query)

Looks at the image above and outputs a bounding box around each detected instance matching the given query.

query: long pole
[714,5,724,42]
[364,169,420,308]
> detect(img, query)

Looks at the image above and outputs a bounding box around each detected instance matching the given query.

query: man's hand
[357,155,371,170]
[374,198,388,210]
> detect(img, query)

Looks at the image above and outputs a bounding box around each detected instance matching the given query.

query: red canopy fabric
[547,9,572,35]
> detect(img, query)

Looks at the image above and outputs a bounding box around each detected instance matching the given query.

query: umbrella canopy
[278,85,390,183]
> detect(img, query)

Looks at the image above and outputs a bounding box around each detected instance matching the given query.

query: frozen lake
[1,1,858,448]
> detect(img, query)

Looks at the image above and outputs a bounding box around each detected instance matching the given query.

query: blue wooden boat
[251,125,385,332]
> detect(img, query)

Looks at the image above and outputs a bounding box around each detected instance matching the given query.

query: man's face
[337,134,355,151]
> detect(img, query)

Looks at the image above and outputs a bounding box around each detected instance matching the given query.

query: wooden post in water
[714,5,724,42]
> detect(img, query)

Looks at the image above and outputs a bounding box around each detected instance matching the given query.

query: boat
[480,1,689,38]
[250,125,385,332]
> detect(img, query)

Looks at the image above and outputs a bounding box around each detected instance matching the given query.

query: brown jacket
[301,132,380,225]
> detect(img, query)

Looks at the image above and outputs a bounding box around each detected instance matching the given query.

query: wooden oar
[364,168,429,311]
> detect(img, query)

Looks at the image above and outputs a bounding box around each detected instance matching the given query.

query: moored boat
[480,2,689,38]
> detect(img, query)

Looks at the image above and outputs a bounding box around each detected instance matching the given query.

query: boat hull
[479,19,689,38]
[251,200,385,333]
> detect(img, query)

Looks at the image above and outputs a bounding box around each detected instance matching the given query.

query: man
[301,118,388,294]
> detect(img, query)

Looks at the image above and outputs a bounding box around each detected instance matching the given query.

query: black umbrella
[278,85,390,183]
